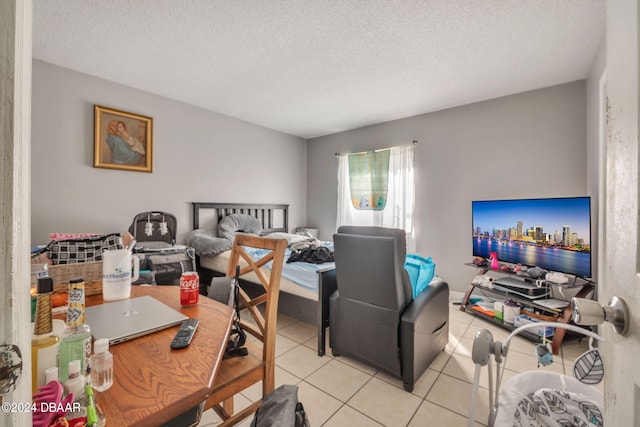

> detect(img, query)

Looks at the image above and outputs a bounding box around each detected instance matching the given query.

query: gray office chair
[329,226,449,392]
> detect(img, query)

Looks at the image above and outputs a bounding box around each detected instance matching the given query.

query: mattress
[199,249,333,302]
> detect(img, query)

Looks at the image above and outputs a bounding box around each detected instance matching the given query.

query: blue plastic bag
[404,254,435,298]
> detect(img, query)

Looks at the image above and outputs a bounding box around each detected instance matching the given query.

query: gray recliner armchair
[329,226,449,392]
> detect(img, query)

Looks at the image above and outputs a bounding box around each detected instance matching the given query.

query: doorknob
[0,344,22,403]
[571,296,630,335]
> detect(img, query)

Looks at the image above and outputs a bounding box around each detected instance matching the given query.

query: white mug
[102,249,140,301]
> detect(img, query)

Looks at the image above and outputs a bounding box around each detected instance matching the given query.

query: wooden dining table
[84,286,234,426]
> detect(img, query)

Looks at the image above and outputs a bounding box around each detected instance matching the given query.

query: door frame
[1,0,33,425]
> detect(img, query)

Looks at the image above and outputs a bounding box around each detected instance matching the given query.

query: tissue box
[513,315,555,336]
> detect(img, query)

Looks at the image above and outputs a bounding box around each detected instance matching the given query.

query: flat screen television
[472,196,592,278]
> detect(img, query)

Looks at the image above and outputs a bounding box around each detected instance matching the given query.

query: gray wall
[31,60,307,246]
[33,60,593,296]
[307,81,588,294]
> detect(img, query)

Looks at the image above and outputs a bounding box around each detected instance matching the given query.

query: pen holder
[503,301,520,324]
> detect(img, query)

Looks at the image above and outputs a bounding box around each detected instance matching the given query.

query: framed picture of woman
[93,105,153,172]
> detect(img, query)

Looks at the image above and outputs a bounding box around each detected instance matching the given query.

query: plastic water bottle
[59,278,92,382]
[89,338,113,392]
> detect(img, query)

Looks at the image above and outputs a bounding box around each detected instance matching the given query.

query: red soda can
[180,271,199,306]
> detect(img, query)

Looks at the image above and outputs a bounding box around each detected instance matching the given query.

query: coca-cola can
[180,271,199,306]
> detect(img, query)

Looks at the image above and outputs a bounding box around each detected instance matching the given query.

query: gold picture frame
[94,105,153,172]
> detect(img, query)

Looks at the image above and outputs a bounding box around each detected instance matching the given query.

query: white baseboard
[450,291,466,302]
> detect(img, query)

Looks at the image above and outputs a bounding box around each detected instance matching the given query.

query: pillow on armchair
[404,254,436,298]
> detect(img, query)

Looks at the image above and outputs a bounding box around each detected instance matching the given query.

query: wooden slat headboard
[191,202,289,235]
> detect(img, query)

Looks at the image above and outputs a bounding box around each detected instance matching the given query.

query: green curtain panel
[348,150,390,210]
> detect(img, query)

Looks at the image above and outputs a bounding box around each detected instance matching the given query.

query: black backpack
[207,266,248,357]
[251,385,310,427]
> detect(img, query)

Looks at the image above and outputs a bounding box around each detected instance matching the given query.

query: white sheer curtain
[337,144,416,252]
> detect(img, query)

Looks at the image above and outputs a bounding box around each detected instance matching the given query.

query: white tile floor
[197,303,599,426]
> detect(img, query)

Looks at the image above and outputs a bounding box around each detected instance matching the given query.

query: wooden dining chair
[201,233,287,426]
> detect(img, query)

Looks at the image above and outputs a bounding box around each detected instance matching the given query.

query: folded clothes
[471,305,495,317]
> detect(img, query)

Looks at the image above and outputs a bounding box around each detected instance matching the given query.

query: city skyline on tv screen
[472,197,590,245]
[472,197,591,277]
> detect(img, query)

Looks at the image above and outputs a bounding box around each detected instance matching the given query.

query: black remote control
[170,318,199,349]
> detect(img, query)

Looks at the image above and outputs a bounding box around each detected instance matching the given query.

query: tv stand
[460,264,596,355]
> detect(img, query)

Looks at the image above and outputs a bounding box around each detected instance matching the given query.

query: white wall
[307,82,588,294]
[585,38,606,283]
[31,60,307,246]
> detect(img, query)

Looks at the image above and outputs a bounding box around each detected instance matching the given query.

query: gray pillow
[185,229,233,256]
[217,214,262,241]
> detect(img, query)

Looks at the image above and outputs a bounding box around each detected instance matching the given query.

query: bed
[190,202,336,356]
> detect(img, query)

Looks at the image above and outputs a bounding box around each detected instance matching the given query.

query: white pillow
[265,232,311,246]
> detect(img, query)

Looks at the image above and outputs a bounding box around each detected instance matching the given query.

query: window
[348,149,389,210]
[337,144,416,251]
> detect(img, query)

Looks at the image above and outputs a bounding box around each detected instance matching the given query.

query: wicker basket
[47,261,103,296]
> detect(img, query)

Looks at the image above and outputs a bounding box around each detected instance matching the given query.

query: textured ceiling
[32,1,605,139]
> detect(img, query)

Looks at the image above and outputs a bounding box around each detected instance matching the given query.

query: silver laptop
[86,296,188,345]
